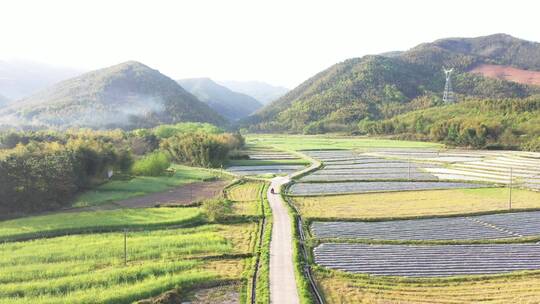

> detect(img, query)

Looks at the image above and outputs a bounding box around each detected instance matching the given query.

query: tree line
[0,123,244,215]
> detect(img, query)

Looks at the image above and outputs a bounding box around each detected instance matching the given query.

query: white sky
[1,0,539,88]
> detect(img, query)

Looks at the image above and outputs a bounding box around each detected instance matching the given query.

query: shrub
[161,132,244,168]
[131,152,171,176]
[201,199,232,222]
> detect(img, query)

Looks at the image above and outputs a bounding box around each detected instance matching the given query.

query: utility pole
[509,167,513,210]
[408,155,411,181]
[124,228,128,266]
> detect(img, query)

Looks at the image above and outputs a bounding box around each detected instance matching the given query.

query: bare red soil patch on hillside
[470,64,540,86]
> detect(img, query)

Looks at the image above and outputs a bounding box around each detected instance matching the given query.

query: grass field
[73,165,225,207]
[0,208,203,242]
[0,223,255,304]
[0,168,264,303]
[292,188,540,220]
[246,134,442,151]
[315,268,540,304]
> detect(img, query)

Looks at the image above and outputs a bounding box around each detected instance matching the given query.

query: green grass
[0,223,255,303]
[0,208,203,242]
[246,134,442,151]
[293,187,540,220]
[73,164,224,207]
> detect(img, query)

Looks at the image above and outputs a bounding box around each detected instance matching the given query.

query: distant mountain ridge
[0,94,8,107]
[0,60,83,100]
[218,80,288,105]
[0,61,226,129]
[178,78,262,121]
[244,34,540,133]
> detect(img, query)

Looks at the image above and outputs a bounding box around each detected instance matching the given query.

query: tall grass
[0,223,255,303]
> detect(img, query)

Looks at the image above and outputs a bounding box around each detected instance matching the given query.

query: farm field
[289,181,489,196]
[314,243,540,277]
[0,223,254,304]
[284,145,540,302]
[226,146,307,177]
[315,269,540,303]
[0,208,203,242]
[225,180,266,217]
[0,177,266,303]
[73,165,226,208]
[246,134,442,151]
[310,211,540,241]
[292,188,540,220]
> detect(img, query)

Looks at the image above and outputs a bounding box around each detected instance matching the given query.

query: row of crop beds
[292,149,540,280]
[311,210,540,241]
[314,243,540,277]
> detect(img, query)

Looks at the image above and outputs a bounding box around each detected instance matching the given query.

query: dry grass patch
[293,188,540,220]
[315,269,540,304]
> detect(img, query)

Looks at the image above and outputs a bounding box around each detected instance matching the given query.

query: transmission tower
[443,67,456,104]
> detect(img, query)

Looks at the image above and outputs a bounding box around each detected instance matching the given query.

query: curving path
[269,176,300,304]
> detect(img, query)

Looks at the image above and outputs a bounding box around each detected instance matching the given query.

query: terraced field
[370,149,540,190]
[311,210,540,241]
[314,243,540,277]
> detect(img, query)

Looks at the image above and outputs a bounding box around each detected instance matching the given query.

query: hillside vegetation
[362,96,540,151]
[178,78,262,121]
[0,61,226,129]
[245,34,540,137]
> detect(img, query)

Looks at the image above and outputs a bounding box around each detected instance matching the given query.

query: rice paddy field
[0,178,265,303]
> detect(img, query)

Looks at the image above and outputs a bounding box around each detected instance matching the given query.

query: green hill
[0,61,226,129]
[245,34,540,133]
[178,78,262,121]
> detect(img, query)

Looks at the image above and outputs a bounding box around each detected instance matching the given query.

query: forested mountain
[244,34,540,133]
[178,78,262,121]
[218,80,288,104]
[0,59,83,100]
[0,61,226,129]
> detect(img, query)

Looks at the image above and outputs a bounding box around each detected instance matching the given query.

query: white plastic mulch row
[289,181,489,196]
[314,243,540,277]
[311,211,540,241]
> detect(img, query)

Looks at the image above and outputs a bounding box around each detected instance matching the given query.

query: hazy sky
[1,0,539,88]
